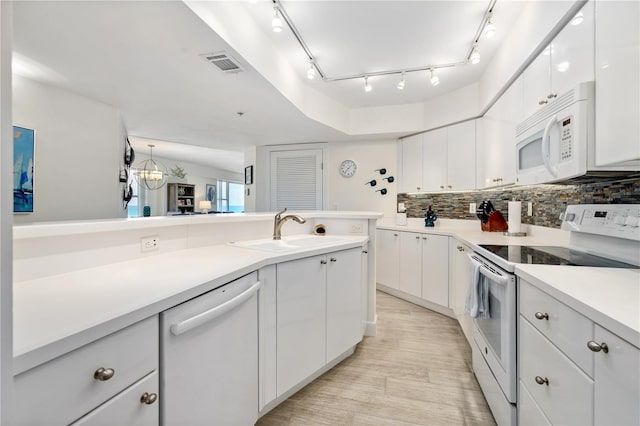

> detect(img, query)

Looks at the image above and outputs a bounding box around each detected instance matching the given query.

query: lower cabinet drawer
[72,371,159,426]
[14,316,158,425]
[520,316,593,425]
[518,380,551,426]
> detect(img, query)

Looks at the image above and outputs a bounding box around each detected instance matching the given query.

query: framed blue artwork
[13,125,35,213]
[206,184,216,204]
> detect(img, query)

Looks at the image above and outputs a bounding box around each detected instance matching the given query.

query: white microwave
[515,81,636,185]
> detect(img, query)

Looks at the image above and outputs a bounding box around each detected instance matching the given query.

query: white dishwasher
[160,272,261,426]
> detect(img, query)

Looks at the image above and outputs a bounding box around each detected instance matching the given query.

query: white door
[326,248,362,361]
[270,149,323,210]
[421,234,449,307]
[399,232,422,298]
[376,229,400,289]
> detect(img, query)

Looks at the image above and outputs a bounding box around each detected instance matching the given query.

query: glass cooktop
[478,245,638,268]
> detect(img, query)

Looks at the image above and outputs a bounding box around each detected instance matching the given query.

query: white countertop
[13,235,368,374]
[377,218,640,348]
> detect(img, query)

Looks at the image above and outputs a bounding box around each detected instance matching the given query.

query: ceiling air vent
[201,51,243,74]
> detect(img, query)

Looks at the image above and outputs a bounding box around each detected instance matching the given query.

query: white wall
[327,139,398,218]
[12,75,124,223]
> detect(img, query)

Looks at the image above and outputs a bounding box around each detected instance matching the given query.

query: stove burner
[478,245,638,268]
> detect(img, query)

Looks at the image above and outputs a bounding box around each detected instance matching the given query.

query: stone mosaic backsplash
[397,178,640,228]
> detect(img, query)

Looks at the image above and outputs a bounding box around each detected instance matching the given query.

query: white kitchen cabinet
[258,265,277,411]
[399,231,423,298]
[400,133,424,192]
[522,2,594,118]
[421,234,449,307]
[13,316,158,426]
[361,243,369,335]
[376,229,400,289]
[72,371,159,426]
[327,248,363,361]
[450,239,473,345]
[446,121,476,191]
[421,127,448,192]
[595,0,640,165]
[476,76,522,189]
[276,255,327,396]
[593,325,640,426]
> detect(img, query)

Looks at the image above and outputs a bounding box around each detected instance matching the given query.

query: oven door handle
[478,264,510,286]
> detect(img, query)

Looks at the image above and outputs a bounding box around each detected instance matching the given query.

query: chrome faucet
[273,208,306,240]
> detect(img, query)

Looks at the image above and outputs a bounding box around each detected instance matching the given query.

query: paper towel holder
[503,231,527,237]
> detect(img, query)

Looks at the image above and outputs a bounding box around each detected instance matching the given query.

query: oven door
[471,258,517,403]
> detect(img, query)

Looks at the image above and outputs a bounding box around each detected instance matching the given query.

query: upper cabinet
[594,0,640,165]
[399,121,476,193]
[522,2,594,119]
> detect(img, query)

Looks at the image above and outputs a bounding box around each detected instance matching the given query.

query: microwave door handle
[542,115,559,177]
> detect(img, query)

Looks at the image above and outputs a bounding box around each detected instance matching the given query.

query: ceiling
[12,1,528,173]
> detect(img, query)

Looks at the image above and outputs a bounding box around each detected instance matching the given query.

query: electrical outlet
[527,202,533,216]
[398,202,406,212]
[141,236,160,252]
[469,202,476,214]
[349,223,363,234]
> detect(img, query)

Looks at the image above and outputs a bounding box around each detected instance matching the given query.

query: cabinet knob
[140,392,158,405]
[416,187,421,191]
[320,259,327,265]
[415,236,420,240]
[93,367,115,381]
[535,376,549,386]
[492,178,497,182]
[440,185,445,189]
[422,237,427,240]
[547,93,557,99]
[534,312,549,320]
[538,99,548,105]
[457,246,463,251]
[447,185,452,189]
[330,257,337,262]
[393,233,398,237]
[362,250,368,254]
[587,341,609,353]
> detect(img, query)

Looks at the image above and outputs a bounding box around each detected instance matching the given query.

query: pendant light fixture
[135,144,169,190]
[364,76,372,92]
[470,48,481,65]
[397,72,406,90]
[483,19,496,38]
[429,69,439,87]
[307,61,316,80]
[272,8,283,33]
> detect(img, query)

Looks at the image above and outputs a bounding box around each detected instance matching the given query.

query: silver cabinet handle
[447,185,452,189]
[140,392,158,405]
[539,99,548,105]
[94,367,115,381]
[393,233,398,237]
[534,312,549,320]
[320,259,327,264]
[416,187,421,191]
[535,376,549,386]
[587,341,609,353]
[362,250,368,254]
[440,185,444,189]
[415,236,420,239]
[547,93,557,99]
[422,237,427,240]
[330,257,337,262]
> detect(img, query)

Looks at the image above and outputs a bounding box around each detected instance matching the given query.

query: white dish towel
[465,257,491,318]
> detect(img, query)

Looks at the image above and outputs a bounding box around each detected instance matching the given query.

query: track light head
[430,69,439,87]
[470,48,481,65]
[484,20,496,38]
[364,76,372,92]
[307,61,316,80]
[397,72,406,90]
[272,9,283,33]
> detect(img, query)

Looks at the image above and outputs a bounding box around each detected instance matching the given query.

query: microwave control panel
[560,116,573,161]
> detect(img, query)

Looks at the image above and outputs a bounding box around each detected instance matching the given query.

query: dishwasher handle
[170,280,262,336]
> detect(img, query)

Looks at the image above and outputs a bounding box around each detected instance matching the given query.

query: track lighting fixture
[470,48,481,65]
[484,19,496,38]
[272,8,283,33]
[397,72,405,90]
[571,11,584,26]
[307,61,316,80]
[364,76,372,92]
[429,69,439,87]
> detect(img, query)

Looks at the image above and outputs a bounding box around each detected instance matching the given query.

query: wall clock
[339,159,357,178]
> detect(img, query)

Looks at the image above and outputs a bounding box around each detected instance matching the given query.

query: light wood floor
[257,290,496,426]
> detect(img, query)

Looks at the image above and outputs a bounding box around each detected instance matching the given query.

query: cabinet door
[595,0,640,165]
[72,372,158,426]
[551,1,594,98]
[400,134,423,193]
[593,325,640,426]
[327,248,363,361]
[399,232,422,298]
[522,50,551,118]
[450,240,473,344]
[376,229,400,289]
[276,256,326,396]
[422,127,447,191]
[258,265,277,411]
[447,120,476,191]
[420,234,449,307]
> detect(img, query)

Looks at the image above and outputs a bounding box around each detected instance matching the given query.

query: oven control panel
[561,204,640,240]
